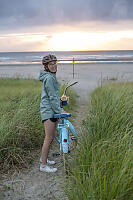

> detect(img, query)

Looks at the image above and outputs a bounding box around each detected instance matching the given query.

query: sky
[0,0,133,52]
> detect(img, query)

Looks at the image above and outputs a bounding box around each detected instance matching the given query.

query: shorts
[42,118,58,123]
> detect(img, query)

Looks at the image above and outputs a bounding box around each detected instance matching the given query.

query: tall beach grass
[0,78,77,172]
[67,82,133,200]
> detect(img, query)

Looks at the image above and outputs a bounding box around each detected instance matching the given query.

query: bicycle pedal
[52,152,60,157]
[71,136,77,140]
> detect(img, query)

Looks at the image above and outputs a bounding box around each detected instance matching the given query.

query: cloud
[0,32,53,51]
[103,37,133,50]
[0,0,133,31]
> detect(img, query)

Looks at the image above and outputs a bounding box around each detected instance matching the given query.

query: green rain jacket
[39,70,62,121]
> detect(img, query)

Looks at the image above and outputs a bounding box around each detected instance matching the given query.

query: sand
[0,62,133,102]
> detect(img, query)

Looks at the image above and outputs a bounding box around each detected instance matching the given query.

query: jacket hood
[39,70,47,82]
[39,70,55,82]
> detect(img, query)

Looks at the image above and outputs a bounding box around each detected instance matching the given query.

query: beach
[0,62,133,102]
[1,62,133,200]
[58,62,133,101]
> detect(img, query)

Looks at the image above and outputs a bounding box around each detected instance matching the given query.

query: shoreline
[1,61,133,66]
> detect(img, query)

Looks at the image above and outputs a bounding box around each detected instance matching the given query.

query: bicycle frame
[54,81,78,154]
[54,114,77,153]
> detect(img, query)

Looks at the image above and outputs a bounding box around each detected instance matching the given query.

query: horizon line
[0,49,133,53]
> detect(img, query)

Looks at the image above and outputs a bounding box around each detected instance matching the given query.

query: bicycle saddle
[53,113,71,119]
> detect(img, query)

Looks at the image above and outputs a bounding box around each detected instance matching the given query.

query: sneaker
[40,157,56,165]
[47,159,56,165]
[40,164,57,173]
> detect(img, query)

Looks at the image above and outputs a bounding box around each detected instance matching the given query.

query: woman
[39,54,65,173]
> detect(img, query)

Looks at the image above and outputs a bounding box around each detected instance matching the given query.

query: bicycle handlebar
[63,81,78,95]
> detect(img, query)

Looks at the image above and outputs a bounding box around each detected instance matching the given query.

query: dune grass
[0,78,77,172]
[67,82,133,200]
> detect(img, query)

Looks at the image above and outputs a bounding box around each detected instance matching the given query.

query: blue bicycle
[53,82,78,154]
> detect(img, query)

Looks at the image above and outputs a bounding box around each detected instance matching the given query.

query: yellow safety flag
[72,60,75,65]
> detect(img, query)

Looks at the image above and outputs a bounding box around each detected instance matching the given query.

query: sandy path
[0,149,68,200]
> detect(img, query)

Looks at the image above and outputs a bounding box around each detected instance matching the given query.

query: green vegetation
[0,78,76,172]
[67,82,133,200]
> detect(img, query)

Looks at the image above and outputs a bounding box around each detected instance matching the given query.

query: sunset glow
[1,1,133,52]
[0,30,133,52]
[46,30,133,51]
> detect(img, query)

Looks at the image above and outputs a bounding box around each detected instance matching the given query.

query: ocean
[0,50,133,65]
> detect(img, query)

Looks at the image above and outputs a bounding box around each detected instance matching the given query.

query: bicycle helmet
[42,54,57,65]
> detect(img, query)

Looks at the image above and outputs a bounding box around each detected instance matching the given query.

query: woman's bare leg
[41,119,56,165]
